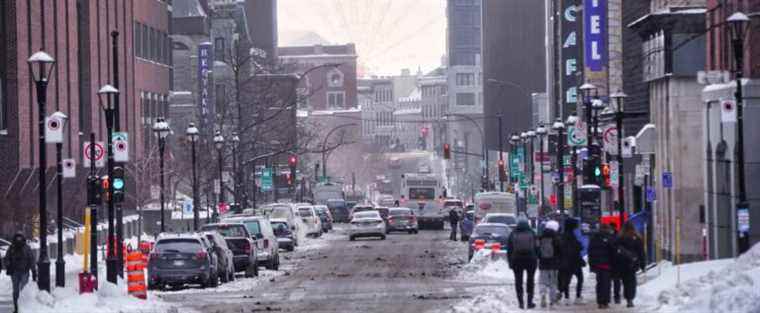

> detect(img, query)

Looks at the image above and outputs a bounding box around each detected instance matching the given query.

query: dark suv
[147,234,218,290]
[200,223,258,277]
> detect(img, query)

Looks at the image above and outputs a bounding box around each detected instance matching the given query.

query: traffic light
[87,175,102,205]
[286,173,293,186]
[112,166,125,203]
[584,144,603,186]
[101,175,111,202]
[498,159,507,182]
[288,155,297,186]
[443,143,451,159]
[601,163,611,188]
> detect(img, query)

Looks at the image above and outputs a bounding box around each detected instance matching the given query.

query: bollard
[126,252,147,299]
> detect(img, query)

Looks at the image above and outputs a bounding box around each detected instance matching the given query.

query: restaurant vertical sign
[560,0,583,116]
[198,42,213,129]
[583,0,609,96]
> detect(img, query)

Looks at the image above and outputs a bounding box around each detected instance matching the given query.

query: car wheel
[287,245,295,252]
[386,229,391,234]
[210,272,219,287]
[273,255,280,271]
[221,270,229,283]
[380,235,386,240]
[349,236,355,241]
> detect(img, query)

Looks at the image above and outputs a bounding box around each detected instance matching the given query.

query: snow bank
[456,249,513,283]
[641,243,760,313]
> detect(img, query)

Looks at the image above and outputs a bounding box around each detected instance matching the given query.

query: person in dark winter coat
[558,218,585,305]
[588,223,617,309]
[448,209,460,241]
[537,220,562,308]
[507,218,538,309]
[4,233,37,313]
[613,222,646,308]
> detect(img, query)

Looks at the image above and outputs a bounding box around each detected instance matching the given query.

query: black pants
[620,270,637,301]
[594,269,612,305]
[574,267,584,298]
[513,263,537,304]
[449,222,457,240]
[612,273,622,302]
[558,266,583,299]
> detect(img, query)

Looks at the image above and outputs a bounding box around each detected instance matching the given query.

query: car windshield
[155,239,202,253]
[237,220,261,236]
[474,225,509,236]
[486,215,517,225]
[353,212,378,219]
[270,206,291,219]
[200,224,247,237]
[298,208,314,217]
[389,209,412,216]
[271,222,290,235]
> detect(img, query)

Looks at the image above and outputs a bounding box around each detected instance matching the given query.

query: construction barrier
[126,251,147,299]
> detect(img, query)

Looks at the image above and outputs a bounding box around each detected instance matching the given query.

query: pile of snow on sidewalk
[646,243,760,313]
[17,278,176,313]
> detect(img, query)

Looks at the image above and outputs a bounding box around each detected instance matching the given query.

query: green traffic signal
[594,166,602,177]
[113,178,125,190]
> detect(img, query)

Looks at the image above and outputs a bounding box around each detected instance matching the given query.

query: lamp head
[27,51,56,82]
[213,131,225,150]
[152,118,171,139]
[552,118,565,130]
[535,124,547,135]
[186,123,199,142]
[565,114,579,126]
[727,12,750,40]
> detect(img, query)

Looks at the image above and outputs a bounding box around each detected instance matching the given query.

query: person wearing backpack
[588,223,617,309]
[537,220,562,308]
[558,217,584,305]
[507,218,538,309]
[614,221,646,308]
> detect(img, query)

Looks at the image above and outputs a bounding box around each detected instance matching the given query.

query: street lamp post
[497,115,504,192]
[52,111,68,288]
[214,131,225,221]
[727,11,751,253]
[97,84,119,284]
[28,51,56,292]
[152,118,171,233]
[535,124,548,214]
[186,123,200,230]
[611,92,627,226]
[527,131,536,185]
[509,134,520,186]
[552,118,566,215]
[231,133,240,210]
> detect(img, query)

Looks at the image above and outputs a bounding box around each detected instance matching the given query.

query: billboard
[583,0,609,95]
[198,42,213,129]
[560,0,583,115]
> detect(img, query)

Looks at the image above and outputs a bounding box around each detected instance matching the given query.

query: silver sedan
[348,211,387,241]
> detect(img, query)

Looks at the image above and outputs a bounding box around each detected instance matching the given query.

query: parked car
[263,203,302,246]
[202,231,235,283]
[375,207,390,224]
[222,216,281,270]
[270,219,296,252]
[296,205,323,237]
[482,213,518,229]
[197,235,221,284]
[200,223,258,277]
[350,204,375,220]
[327,199,351,223]
[147,233,219,290]
[385,207,418,234]
[468,223,511,260]
[348,211,386,241]
[314,205,333,232]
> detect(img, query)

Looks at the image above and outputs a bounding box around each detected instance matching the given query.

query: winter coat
[614,235,646,273]
[588,230,616,272]
[559,231,584,271]
[448,210,459,225]
[537,229,562,270]
[460,216,474,236]
[4,240,35,276]
[506,220,538,269]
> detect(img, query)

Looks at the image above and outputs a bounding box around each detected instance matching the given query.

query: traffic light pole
[55,142,65,287]
[88,132,98,281]
[616,109,625,226]
[105,104,117,285]
[498,115,504,192]
[556,127,565,215]
[111,31,125,280]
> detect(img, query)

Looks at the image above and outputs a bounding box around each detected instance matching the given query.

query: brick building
[279,44,358,110]
[0,0,170,234]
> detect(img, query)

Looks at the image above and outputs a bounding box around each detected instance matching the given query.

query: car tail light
[194,251,207,260]
[263,239,269,249]
[244,242,252,254]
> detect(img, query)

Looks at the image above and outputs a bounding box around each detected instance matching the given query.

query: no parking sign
[112,132,129,162]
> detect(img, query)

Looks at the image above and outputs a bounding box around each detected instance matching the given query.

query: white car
[297,205,323,237]
[348,211,386,241]
[482,213,518,229]
[263,203,302,246]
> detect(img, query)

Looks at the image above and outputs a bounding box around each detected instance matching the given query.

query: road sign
[721,99,737,123]
[83,141,105,168]
[646,187,656,202]
[150,185,160,200]
[45,115,65,143]
[62,159,76,178]
[622,137,634,158]
[662,171,673,189]
[610,161,619,188]
[603,126,618,155]
[634,164,646,186]
[738,207,750,233]
[567,123,587,146]
[183,199,193,215]
[261,168,273,191]
[112,132,129,162]
[564,184,573,209]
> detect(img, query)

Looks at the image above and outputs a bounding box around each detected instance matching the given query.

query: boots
[517,293,524,309]
[626,300,634,308]
[527,293,536,309]
[540,294,547,308]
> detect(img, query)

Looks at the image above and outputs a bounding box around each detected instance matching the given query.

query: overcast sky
[278,0,447,76]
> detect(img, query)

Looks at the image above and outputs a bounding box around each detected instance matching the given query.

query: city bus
[401,173,444,229]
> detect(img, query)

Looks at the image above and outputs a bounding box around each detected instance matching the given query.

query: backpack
[512,231,536,257]
[615,246,639,269]
[539,237,555,259]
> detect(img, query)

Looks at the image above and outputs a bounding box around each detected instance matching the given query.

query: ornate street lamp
[186,123,200,230]
[97,84,119,284]
[231,133,240,210]
[552,118,566,215]
[213,131,225,221]
[611,91,628,226]
[535,124,548,213]
[152,118,171,233]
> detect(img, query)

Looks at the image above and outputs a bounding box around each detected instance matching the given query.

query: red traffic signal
[601,163,611,187]
[288,155,298,167]
[443,143,451,159]
[498,160,507,182]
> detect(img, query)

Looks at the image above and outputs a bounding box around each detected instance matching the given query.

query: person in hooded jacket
[506,218,538,309]
[537,220,562,308]
[588,223,617,309]
[448,209,460,241]
[614,221,646,308]
[4,233,36,313]
[558,218,585,305]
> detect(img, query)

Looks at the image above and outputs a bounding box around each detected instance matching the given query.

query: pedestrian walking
[558,218,584,305]
[572,221,589,302]
[609,225,622,304]
[448,208,460,241]
[588,223,617,309]
[4,233,37,313]
[613,222,646,308]
[507,218,538,309]
[537,220,562,308]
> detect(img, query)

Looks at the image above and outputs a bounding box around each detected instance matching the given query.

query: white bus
[401,173,444,229]
[473,191,518,222]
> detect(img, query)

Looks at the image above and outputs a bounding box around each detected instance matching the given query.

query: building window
[215,37,225,62]
[134,22,142,58]
[456,93,475,106]
[327,69,344,87]
[456,73,474,86]
[141,24,148,59]
[327,91,345,108]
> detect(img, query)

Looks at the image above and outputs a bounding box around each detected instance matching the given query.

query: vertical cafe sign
[560,0,583,116]
[198,42,213,129]
[584,0,609,95]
